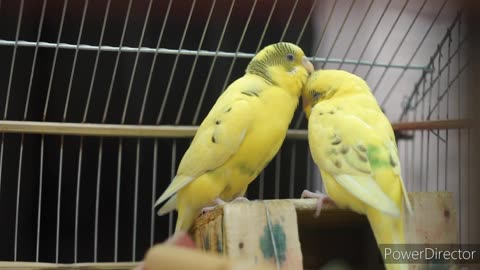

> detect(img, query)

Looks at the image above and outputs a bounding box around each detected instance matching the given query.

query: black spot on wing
[215,120,220,125]
[331,135,341,145]
[241,90,259,97]
[334,160,342,168]
[389,154,397,167]
[212,135,217,144]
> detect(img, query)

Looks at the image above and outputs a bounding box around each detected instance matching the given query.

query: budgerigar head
[246,42,314,96]
[302,69,371,119]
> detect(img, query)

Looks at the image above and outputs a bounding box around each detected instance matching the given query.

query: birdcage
[0,0,477,269]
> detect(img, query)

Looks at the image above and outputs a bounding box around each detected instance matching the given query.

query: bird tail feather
[367,208,409,270]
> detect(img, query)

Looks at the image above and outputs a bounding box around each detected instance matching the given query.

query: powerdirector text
[380,244,480,265]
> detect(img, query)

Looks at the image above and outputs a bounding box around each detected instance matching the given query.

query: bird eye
[286,53,294,61]
[312,91,322,99]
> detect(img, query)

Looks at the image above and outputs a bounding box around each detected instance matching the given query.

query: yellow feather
[155,42,313,233]
[304,70,412,270]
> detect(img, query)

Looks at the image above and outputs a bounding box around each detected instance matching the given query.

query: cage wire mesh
[0,0,473,265]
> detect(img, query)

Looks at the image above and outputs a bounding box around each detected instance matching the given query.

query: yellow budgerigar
[301,70,412,270]
[155,42,314,233]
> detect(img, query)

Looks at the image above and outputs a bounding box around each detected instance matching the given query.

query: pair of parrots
[154,42,412,270]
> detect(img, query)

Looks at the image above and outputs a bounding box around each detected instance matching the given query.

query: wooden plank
[405,192,457,244]
[192,200,303,269]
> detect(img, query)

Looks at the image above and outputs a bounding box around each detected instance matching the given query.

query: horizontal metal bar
[0,39,431,71]
[0,120,471,139]
[0,120,309,139]
[392,119,472,131]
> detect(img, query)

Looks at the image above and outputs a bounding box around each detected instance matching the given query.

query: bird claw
[230,196,249,203]
[200,197,249,214]
[301,189,335,217]
[201,198,226,214]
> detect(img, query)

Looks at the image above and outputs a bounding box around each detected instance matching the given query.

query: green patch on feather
[367,145,389,169]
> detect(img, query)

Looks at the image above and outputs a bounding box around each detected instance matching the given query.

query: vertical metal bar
[320,0,356,69]
[274,151,281,199]
[436,49,441,192]
[380,0,448,105]
[419,78,425,191]
[258,171,265,200]
[445,32,451,192]
[36,139,45,262]
[42,0,69,120]
[94,139,103,262]
[295,0,318,45]
[7,0,24,261]
[132,139,141,260]
[82,0,111,122]
[306,152,312,191]
[56,136,64,263]
[457,17,462,244]
[254,0,278,53]
[156,0,197,124]
[102,0,133,123]
[175,0,217,124]
[362,0,409,80]
[279,0,299,42]
[46,1,69,262]
[168,140,177,236]
[150,139,158,246]
[371,0,431,92]
[352,0,392,74]
[192,0,236,124]
[138,0,173,124]
[125,0,154,261]
[63,0,89,121]
[220,0,258,93]
[338,0,374,70]
[114,139,123,262]
[3,0,24,120]
[121,0,154,124]
[288,142,296,198]
[17,0,48,256]
[425,72,433,192]
[311,0,338,62]
[74,137,84,263]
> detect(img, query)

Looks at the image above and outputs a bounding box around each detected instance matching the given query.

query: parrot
[154,42,314,233]
[300,70,413,270]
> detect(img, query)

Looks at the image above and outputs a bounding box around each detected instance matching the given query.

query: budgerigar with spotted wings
[155,42,314,233]
[301,70,413,270]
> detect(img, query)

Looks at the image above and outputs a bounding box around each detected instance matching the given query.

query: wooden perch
[191,192,457,270]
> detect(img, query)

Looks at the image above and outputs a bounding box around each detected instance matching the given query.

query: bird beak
[302,94,311,119]
[302,56,314,74]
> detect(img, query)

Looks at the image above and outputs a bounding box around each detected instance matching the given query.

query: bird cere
[154,42,415,270]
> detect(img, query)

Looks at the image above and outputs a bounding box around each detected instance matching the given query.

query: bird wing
[309,104,403,217]
[154,90,255,207]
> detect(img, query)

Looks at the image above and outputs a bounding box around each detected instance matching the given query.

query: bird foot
[301,190,335,217]
[201,198,226,214]
[201,197,249,214]
[230,196,249,203]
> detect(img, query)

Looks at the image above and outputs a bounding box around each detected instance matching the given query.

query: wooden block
[192,200,303,269]
[192,192,457,270]
[405,192,458,244]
